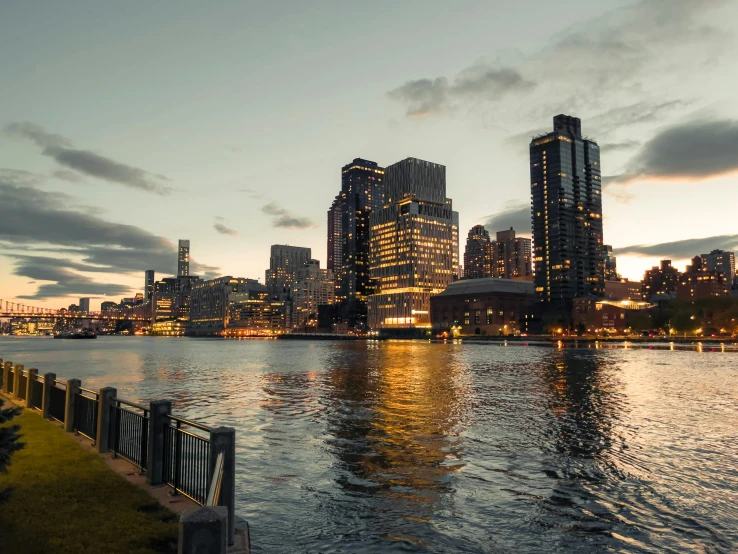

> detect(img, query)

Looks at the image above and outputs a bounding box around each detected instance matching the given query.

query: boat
[54,328,97,339]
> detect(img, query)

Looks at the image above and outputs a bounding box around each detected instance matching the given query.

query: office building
[144,270,155,301]
[701,249,735,285]
[431,278,535,336]
[100,301,117,313]
[368,157,456,333]
[153,276,199,321]
[178,239,190,277]
[604,245,619,281]
[189,277,265,335]
[292,260,336,329]
[78,298,90,313]
[530,115,605,310]
[642,260,680,301]
[463,225,491,279]
[492,227,532,280]
[265,244,312,300]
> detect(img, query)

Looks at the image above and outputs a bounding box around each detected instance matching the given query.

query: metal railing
[18,371,27,401]
[110,398,149,471]
[49,380,66,423]
[74,387,99,442]
[163,415,211,504]
[30,375,43,410]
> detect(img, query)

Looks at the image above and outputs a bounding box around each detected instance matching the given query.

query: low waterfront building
[430,278,535,336]
[604,279,643,301]
[572,298,654,334]
[151,319,189,336]
[225,298,288,337]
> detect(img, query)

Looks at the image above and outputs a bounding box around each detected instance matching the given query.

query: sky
[1,0,738,310]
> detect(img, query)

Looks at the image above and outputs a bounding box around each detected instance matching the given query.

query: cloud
[237,188,264,200]
[614,234,738,259]
[261,202,314,229]
[5,121,173,195]
[387,64,534,117]
[213,219,239,236]
[52,169,86,183]
[610,119,738,185]
[600,140,641,153]
[481,203,531,236]
[0,172,220,299]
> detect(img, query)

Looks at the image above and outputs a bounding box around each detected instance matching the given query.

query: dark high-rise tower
[530,115,604,310]
[464,225,491,279]
[326,158,384,328]
[178,240,190,277]
[144,269,155,301]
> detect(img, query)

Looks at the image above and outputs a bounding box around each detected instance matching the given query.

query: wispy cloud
[261,202,314,229]
[213,217,238,236]
[614,234,738,259]
[5,121,173,195]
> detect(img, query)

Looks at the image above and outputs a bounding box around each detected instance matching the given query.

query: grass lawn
[0,409,178,554]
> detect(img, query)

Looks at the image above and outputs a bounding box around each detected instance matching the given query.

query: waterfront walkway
[0,407,180,554]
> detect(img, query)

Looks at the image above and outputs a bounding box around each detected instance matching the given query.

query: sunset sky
[2,0,737,309]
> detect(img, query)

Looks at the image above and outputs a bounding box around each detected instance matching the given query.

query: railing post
[25,368,38,408]
[147,400,171,485]
[42,372,56,418]
[209,427,236,546]
[12,364,23,400]
[1,361,10,394]
[178,506,227,554]
[96,387,117,453]
[64,379,81,433]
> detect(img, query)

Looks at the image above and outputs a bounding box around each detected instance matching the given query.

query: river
[1,336,736,553]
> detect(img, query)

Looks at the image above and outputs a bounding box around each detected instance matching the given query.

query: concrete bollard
[0,358,2,389]
[42,372,56,418]
[64,379,81,433]
[209,427,236,546]
[96,387,117,453]
[178,506,227,554]
[147,400,172,485]
[26,368,38,408]
[1,361,10,394]
[13,364,23,400]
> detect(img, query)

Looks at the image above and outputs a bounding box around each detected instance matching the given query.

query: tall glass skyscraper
[326,158,385,328]
[464,225,491,279]
[368,157,455,333]
[177,239,190,277]
[530,115,604,311]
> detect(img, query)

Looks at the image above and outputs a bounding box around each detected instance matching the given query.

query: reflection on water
[1,336,737,553]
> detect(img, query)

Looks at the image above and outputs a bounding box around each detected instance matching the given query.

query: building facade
[178,239,190,277]
[492,227,532,280]
[677,256,730,300]
[604,245,619,281]
[463,225,491,279]
[530,115,605,310]
[327,195,343,296]
[642,260,680,301]
[292,259,335,329]
[572,298,653,334]
[153,276,199,321]
[368,157,456,333]
[701,249,735,286]
[430,278,535,336]
[605,279,643,301]
[78,298,90,313]
[265,244,312,300]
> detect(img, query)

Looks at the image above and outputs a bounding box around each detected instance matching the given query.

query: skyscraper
[603,245,619,281]
[292,259,336,328]
[327,195,342,295]
[327,158,385,328]
[530,115,604,311]
[463,225,491,279]
[492,227,532,280]
[78,297,90,313]
[144,269,155,301]
[265,244,312,299]
[368,157,455,333]
[178,239,190,277]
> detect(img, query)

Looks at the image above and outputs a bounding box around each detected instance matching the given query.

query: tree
[0,399,23,504]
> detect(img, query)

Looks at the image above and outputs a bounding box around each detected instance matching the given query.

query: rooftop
[436,278,535,297]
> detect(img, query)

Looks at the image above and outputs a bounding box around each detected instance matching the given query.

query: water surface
[1,336,736,553]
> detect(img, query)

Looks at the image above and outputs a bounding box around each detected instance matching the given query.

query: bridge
[0,299,151,322]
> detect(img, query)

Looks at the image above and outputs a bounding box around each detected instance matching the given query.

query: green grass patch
[0,410,178,554]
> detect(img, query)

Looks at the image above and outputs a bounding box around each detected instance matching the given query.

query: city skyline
[2,1,738,309]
